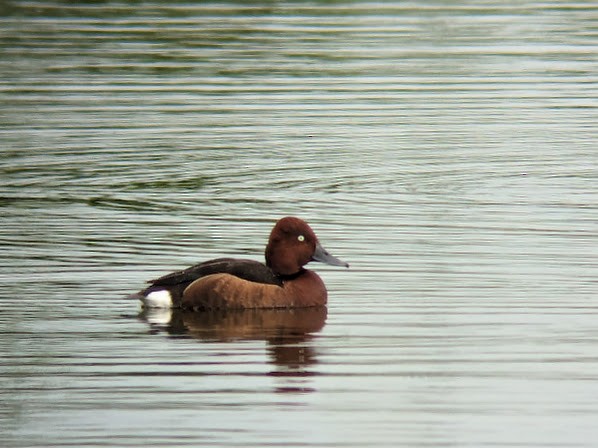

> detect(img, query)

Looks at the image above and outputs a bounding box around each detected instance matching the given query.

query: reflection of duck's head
[132,217,348,310]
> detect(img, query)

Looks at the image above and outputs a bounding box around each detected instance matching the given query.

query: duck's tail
[126,289,174,309]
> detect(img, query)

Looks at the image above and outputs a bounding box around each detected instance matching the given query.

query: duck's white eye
[297,235,305,242]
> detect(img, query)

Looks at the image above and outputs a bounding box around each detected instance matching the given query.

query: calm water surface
[1,1,597,447]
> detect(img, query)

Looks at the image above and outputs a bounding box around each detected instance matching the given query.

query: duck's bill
[312,242,349,268]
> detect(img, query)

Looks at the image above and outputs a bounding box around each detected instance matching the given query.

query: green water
[1,2,597,447]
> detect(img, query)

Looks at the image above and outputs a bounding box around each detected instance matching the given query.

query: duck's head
[265,216,349,276]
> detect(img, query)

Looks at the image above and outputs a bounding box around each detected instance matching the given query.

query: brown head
[265,217,348,276]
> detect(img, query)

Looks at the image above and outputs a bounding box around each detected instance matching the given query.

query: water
[1,1,597,446]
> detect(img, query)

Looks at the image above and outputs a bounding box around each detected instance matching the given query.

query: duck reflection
[139,307,327,373]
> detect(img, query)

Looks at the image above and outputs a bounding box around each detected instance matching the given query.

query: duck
[129,216,348,310]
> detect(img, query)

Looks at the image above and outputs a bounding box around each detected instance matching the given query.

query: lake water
[1,1,597,447]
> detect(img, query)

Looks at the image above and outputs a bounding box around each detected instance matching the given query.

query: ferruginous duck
[130,217,348,310]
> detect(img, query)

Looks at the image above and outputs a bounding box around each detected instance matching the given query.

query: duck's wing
[129,258,282,308]
[149,258,281,287]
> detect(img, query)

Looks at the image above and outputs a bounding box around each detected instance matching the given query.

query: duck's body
[130,217,348,310]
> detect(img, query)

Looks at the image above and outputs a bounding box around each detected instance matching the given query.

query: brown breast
[181,270,327,310]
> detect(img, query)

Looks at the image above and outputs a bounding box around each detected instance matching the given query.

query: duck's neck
[277,268,306,282]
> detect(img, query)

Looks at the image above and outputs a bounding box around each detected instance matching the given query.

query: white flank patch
[140,289,173,308]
